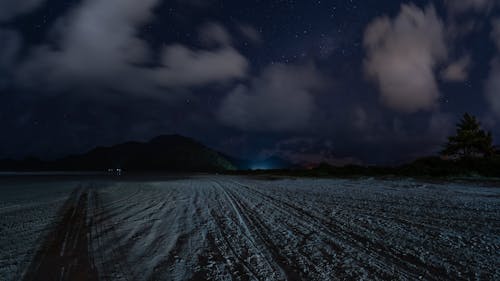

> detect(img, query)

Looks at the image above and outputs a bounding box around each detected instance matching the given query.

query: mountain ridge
[0,135,237,172]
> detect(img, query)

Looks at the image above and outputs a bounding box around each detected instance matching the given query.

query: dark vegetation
[0,135,235,172]
[232,113,500,179]
[441,113,494,158]
[1,113,499,178]
[233,156,500,179]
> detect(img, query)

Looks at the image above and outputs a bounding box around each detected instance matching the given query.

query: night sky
[1,0,500,165]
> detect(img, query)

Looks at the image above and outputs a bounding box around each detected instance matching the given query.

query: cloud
[443,0,497,41]
[152,45,247,87]
[491,19,500,49]
[352,106,368,131]
[175,0,213,7]
[198,22,232,47]
[0,0,45,22]
[218,63,324,131]
[0,29,21,88]
[260,137,362,166]
[0,29,20,67]
[443,0,495,14]
[238,24,262,44]
[441,55,471,82]
[16,0,247,98]
[363,4,447,113]
[428,112,454,140]
[486,20,500,117]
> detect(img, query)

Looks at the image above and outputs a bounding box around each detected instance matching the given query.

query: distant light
[250,163,273,170]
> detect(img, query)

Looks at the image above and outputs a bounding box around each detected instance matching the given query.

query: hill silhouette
[0,135,236,172]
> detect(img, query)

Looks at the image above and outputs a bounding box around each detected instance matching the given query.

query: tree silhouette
[441,113,494,159]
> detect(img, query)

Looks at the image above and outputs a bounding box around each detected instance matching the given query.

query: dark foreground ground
[23,188,98,281]
[1,175,499,280]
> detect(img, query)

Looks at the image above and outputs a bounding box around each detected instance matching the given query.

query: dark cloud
[218,63,325,132]
[152,45,247,88]
[175,0,213,7]
[0,29,20,67]
[428,112,454,141]
[351,106,370,132]
[198,22,233,47]
[0,29,20,89]
[485,19,500,117]
[238,24,262,44]
[363,4,447,113]
[0,0,45,22]
[260,137,362,166]
[443,0,495,14]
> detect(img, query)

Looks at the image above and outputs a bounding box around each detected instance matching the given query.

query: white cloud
[0,0,45,22]
[441,56,471,82]
[218,63,324,131]
[363,4,447,113]
[16,0,247,98]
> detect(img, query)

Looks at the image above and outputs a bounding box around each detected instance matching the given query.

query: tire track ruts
[23,187,98,281]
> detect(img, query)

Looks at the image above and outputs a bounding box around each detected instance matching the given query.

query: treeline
[232,156,500,179]
[234,113,500,179]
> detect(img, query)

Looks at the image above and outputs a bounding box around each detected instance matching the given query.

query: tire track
[23,188,98,281]
[209,181,286,280]
[228,179,444,280]
[18,176,497,281]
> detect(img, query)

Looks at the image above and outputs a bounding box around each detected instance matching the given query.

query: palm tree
[441,113,494,159]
